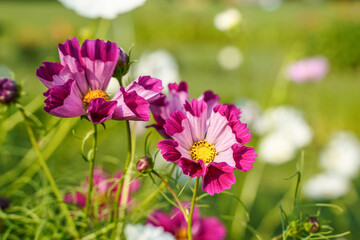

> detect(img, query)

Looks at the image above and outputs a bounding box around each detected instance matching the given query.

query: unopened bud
[114,48,129,78]
[304,216,320,233]
[0,197,10,210]
[136,156,153,173]
[0,78,18,104]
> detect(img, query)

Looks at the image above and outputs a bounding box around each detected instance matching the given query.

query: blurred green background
[0,0,360,239]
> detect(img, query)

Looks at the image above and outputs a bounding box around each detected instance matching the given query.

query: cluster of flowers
[64,168,140,219]
[31,37,258,239]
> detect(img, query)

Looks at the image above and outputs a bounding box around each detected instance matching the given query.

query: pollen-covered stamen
[190,140,217,163]
[83,90,109,105]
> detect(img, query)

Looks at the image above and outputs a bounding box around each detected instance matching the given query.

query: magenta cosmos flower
[147,204,226,240]
[286,56,329,83]
[149,81,219,138]
[36,37,163,124]
[158,99,256,195]
[64,167,140,219]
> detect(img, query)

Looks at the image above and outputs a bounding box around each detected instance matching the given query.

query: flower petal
[228,121,252,144]
[58,37,88,95]
[202,162,235,195]
[196,217,227,240]
[168,81,189,113]
[184,99,207,142]
[81,39,120,90]
[36,62,71,88]
[112,87,150,121]
[206,108,236,152]
[147,210,175,234]
[64,192,86,208]
[232,144,257,171]
[126,76,163,103]
[178,158,205,178]
[157,139,182,163]
[43,79,85,118]
[213,104,241,122]
[87,98,117,124]
[198,90,220,118]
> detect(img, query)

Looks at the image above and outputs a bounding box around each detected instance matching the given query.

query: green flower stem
[111,120,134,240]
[188,177,200,240]
[152,170,188,222]
[83,124,98,227]
[230,161,266,239]
[132,164,176,221]
[18,105,79,239]
[4,118,78,197]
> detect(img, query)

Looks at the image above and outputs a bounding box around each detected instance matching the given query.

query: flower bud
[304,216,320,233]
[136,156,153,173]
[0,78,18,104]
[113,48,130,78]
[0,197,10,210]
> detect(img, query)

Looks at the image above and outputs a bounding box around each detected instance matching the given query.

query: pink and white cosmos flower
[150,81,219,138]
[36,37,163,124]
[157,99,257,195]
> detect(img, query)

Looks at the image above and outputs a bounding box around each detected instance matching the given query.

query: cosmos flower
[214,8,242,32]
[64,167,140,219]
[0,78,18,104]
[58,0,146,19]
[302,173,350,200]
[157,99,256,195]
[36,37,162,124]
[147,204,226,240]
[125,224,175,240]
[319,131,360,179]
[286,57,329,83]
[149,81,220,139]
[134,50,180,90]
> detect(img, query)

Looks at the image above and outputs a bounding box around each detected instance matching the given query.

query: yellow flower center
[190,140,217,163]
[174,227,188,240]
[83,90,109,105]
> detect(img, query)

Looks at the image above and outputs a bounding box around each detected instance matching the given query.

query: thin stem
[188,177,200,240]
[18,105,79,239]
[83,124,98,228]
[111,120,133,240]
[152,170,188,222]
[132,164,176,221]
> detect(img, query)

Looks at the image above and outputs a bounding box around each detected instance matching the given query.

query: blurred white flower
[214,8,242,32]
[286,56,329,83]
[258,131,296,164]
[254,106,313,149]
[58,0,146,19]
[235,99,262,128]
[125,224,175,240]
[303,173,350,200]
[217,46,243,70]
[319,131,360,179]
[134,50,180,92]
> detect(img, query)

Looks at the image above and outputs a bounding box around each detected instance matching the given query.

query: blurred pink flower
[147,204,226,240]
[286,56,329,83]
[64,167,140,219]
